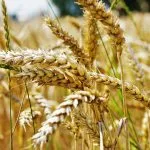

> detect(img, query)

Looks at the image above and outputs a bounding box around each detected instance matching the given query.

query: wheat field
[0,0,150,150]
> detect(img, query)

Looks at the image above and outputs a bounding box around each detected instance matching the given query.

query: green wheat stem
[8,71,13,150]
[117,53,130,150]
[110,0,121,10]
[95,23,117,77]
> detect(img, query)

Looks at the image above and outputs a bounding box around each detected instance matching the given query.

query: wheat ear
[89,72,150,108]
[33,94,58,118]
[45,17,90,65]
[0,49,78,68]
[2,0,10,51]
[19,108,41,131]
[84,11,98,65]
[16,66,84,89]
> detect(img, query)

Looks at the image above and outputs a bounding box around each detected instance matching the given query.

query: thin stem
[147,109,150,149]
[74,134,77,150]
[110,0,121,10]
[46,0,61,26]
[127,111,142,150]
[12,91,26,134]
[8,71,13,150]
[117,53,129,150]
[96,23,117,77]
[24,82,36,134]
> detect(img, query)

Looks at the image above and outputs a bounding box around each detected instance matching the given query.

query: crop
[0,0,149,150]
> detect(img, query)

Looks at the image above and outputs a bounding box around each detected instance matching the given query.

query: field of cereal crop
[0,0,150,149]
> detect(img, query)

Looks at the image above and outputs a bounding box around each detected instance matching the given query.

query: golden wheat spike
[45,17,90,65]
[76,0,125,56]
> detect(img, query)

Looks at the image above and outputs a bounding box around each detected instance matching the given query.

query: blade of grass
[95,23,117,77]
[110,0,121,10]
[47,0,61,26]
[117,53,129,150]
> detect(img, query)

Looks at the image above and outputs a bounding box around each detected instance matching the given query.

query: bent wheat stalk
[89,73,150,108]
[15,65,149,108]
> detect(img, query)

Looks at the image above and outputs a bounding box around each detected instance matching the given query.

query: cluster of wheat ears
[0,0,150,149]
